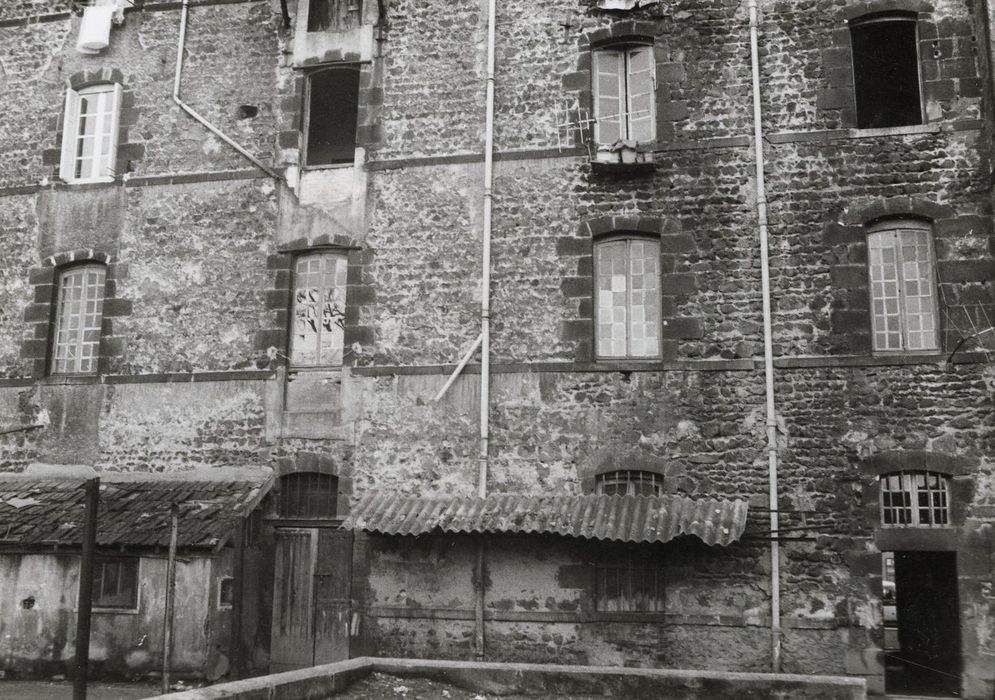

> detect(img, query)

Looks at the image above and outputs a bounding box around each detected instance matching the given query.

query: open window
[93,558,139,610]
[60,83,122,183]
[592,44,655,162]
[307,0,362,32]
[867,220,939,353]
[51,264,106,375]
[850,13,923,128]
[880,471,951,527]
[595,236,661,359]
[303,66,360,167]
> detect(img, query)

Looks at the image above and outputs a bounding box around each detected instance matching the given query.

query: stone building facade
[0,0,993,697]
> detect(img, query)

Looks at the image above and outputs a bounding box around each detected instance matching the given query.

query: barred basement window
[595,237,661,359]
[60,83,122,183]
[880,471,951,527]
[867,220,939,353]
[93,558,139,610]
[290,252,348,367]
[850,13,923,128]
[303,66,360,166]
[596,470,663,496]
[593,44,656,146]
[278,472,338,518]
[595,560,664,613]
[51,264,106,374]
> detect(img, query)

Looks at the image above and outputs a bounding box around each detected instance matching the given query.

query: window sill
[301,162,355,171]
[41,374,101,385]
[60,176,116,185]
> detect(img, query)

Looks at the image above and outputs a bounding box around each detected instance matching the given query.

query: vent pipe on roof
[747,0,782,673]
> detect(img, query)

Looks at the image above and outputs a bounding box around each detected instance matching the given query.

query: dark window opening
[93,558,138,609]
[595,559,664,613]
[305,67,360,166]
[308,0,362,32]
[850,14,922,128]
[218,577,234,607]
[595,470,663,496]
[278,472,338,518]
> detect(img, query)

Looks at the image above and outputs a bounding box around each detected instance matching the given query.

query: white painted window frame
[592,43,656,147]
[51,264,106,375]
[595,236,662,360]
[59,83,122,184]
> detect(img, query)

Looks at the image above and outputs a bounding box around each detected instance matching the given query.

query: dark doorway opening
[883,551,961,697]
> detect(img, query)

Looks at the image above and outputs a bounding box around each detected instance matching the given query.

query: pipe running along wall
[173,0,279,179]
[747,0,782,672]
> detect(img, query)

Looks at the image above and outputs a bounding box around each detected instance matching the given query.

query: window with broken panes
[52,264,105,374]
[595,470,663,496]
[290,252,348,366]
[880,471,951,527]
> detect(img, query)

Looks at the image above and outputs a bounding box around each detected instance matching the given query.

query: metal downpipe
[173,0,278,179]
[748,0,782,672]
[474,0,498,661]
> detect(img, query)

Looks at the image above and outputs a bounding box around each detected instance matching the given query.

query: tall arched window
[880,471,951,527]
[51,264,106,374]
[290,251,348,367]
[595,236,661,359]
[867,219,938,352]
[849,13,923,128]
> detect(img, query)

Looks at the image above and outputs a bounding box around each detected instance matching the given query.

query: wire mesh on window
[880,471,950,527]
[595,470,663,496]
[278,472,338,518]
[595,561,664,613]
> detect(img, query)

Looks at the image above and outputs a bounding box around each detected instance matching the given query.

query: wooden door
[313,529,353,664]
[270,527,352,671]
[270,528,317,671]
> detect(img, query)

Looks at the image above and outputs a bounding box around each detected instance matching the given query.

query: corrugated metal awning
[343,493,748,546]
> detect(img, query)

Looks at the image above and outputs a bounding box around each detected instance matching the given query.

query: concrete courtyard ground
[0,681,160,699]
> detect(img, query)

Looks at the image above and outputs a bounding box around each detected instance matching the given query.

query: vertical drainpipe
[475,0,498,661]
[747,0,782,672]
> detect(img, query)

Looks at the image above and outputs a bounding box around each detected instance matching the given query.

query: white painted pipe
[173,0,278,179]
[748,0,782,672]
[434,333,483,402]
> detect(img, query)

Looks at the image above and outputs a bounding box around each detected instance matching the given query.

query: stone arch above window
[838,1,934,22]
[840,197,955,227]
[22,249,130,377]
[861,450,973,477]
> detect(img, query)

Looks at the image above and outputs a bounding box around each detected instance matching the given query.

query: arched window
[880,471,951,527]
[867,219,938,352]
[290,251,348,367]
[849,13,923,128]
[60,83,122,183]
[595,470,663,496]
[595,236,661,359]
[51,263,106,374]
[278,472,338,518]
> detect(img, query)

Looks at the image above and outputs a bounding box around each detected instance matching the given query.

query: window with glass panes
[290,252,348,366]
[596,238,660,358]
[60,84,121,183]
[51,265,105,374]
[93,559,138,609]
[595,470,663,496]
[593,44,656,146]
[880,471,950,527]
[867,221,938,352]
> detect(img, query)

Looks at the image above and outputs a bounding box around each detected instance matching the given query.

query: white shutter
[59,90,79,182]
[593,49,624,146]
[626,46,655,144]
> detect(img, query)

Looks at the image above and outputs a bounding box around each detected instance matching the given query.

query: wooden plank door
[313,529,353,664]
[270,528,317,672]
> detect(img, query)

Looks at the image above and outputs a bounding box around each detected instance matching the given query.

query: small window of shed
[850,13,923,128]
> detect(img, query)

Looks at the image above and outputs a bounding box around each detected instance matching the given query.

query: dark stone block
[830,309,870,335]
[23,304,52,323]
[560,277,589,298]
[265,289,291,310]
[660,273,697,295]
[556,237,591,256]
[254,329,285,351]
[659,233,696,254]
[662,317,704,339]
[938,260,995,283]
[829,265,866,288]
[102,298,133,318]
[560,320,591,343]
